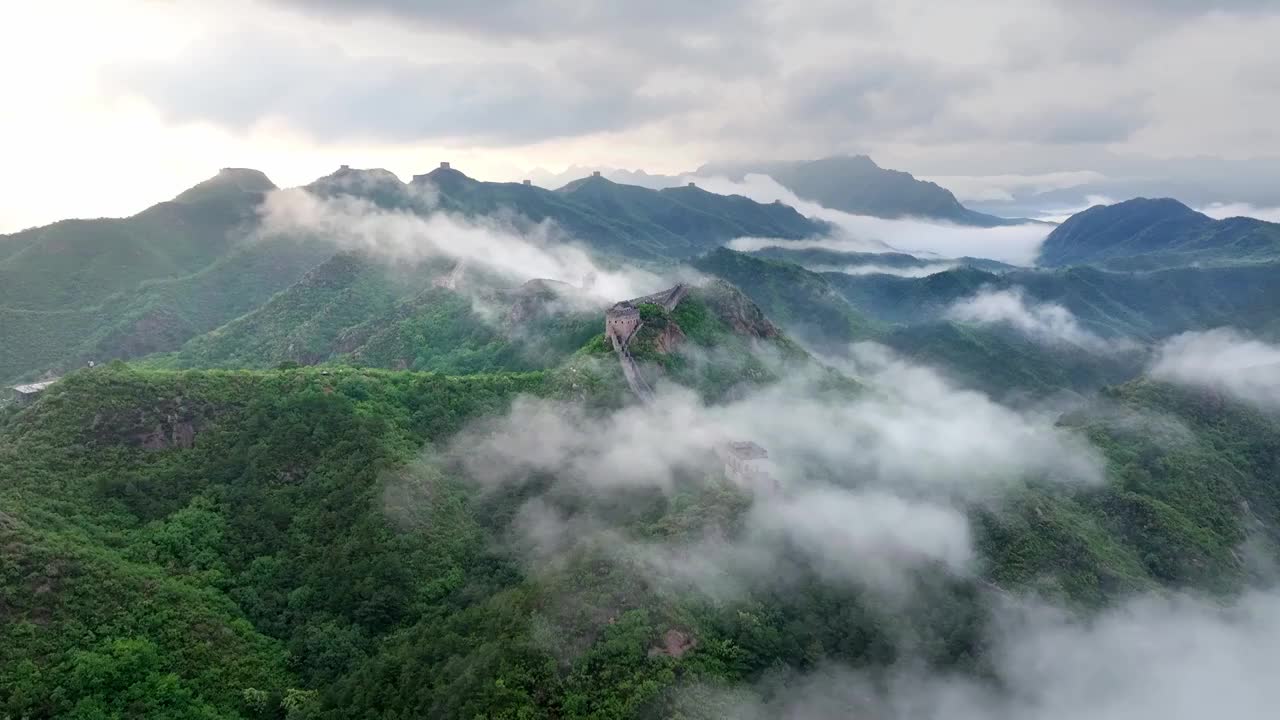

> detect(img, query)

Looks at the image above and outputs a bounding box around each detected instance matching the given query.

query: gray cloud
[112,29,680,144]
[83,0,1280,211]
[266,0,761,42]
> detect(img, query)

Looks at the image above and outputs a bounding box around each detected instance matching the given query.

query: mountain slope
[1038,197,1280,269]
[690,248,877,351]
[750,245,1016,274]
[700,155,1027,226]
[149,254,607,375]
[4,340,1279,717]
[0,238,338,384]
[406,165,824,260]
[0,169,275,311]
[827,262,1280,341]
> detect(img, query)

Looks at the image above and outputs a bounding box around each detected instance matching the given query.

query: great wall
[603,283,775,491]
[603,283,690,402]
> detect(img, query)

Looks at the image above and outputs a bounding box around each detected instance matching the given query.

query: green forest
[4,158,1280,719]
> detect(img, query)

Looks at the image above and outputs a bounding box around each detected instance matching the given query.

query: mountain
[0,168,275,311]
[700,155,1032,226]
[0,169,337,385]
[1038,197,1280,269]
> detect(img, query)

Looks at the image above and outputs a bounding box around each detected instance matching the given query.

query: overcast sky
[2,0,1279,231]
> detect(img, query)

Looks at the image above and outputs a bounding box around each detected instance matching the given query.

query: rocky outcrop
[136,417,197,451]
[702,281,782,339]
[649,629,697,658]
[654,321,686,354]
[89,396,207,451]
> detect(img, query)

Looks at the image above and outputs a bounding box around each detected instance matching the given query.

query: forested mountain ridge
[0,168,275,312]
[826,260,1280,341]
[432,165,822,258]
[0,165,830,384]
[1038,197,1280,269]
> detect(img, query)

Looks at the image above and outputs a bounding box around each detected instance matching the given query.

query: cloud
[678,587,1280,720]
[807,262,958,278]
[1149,328,1280,409]
[946,287,1123,352]
[111,28,680,145]
[11,0,1280,234]
[1199,202,1280,223]
[920,171,1108,204]
[255,185,663,303]
[1034,194,1119,223]
[698,174,1051,265]
[447,343,1102,596]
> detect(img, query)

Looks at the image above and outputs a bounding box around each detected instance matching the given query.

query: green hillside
[7,159,1280,720]
[880,322,1143,398]
[148,255,606,375]
[750,245,1016,273]
[0,164,831,385]
[3,334,1278,717]
[0,169,275,311]
[0,239,338,385]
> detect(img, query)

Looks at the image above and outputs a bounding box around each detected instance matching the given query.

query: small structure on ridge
[716,441,775,490]
[9,379,59,406]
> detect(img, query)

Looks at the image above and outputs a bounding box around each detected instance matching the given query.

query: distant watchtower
[440,161,451,170]
[522,179,532,185]
[592,170,602,177]
[605,302,641,350]
[687,181,697,188]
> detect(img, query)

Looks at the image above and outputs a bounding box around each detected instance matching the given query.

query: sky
[2,0,1280,232]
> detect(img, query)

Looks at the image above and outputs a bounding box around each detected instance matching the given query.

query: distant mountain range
[325,163,824,260]
[1037,197,1280,269]
[6,158,1280,389]
[699,155,1039,227]
[531,155,1038,226]
[0,164,824,384]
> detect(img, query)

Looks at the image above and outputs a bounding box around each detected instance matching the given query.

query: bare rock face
[685,280,780,340]
[655,321,687,354]
[649,629,697,658]
[136,416,197,451]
